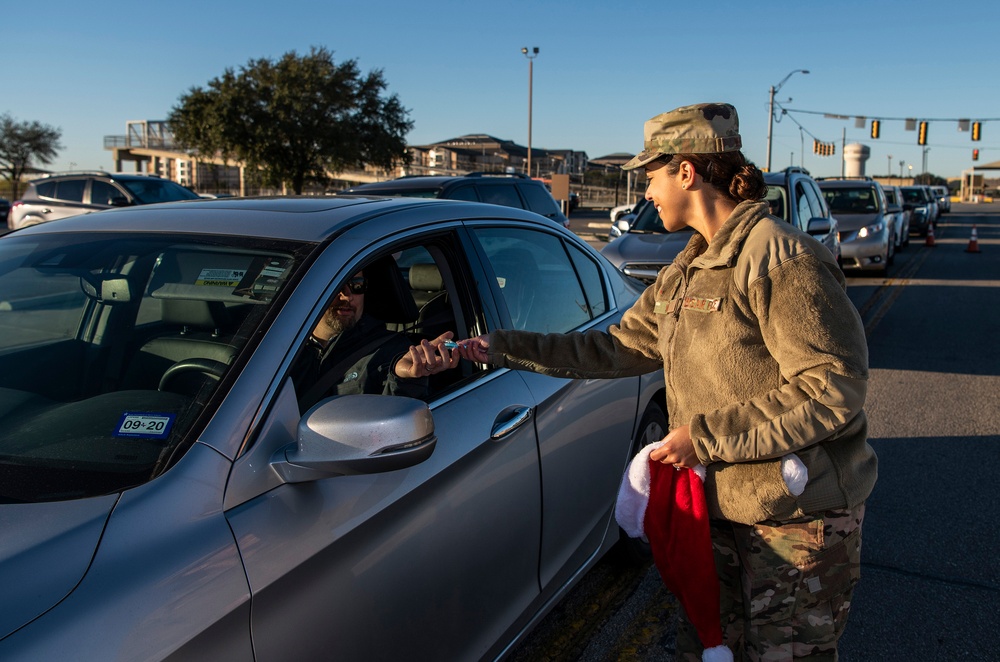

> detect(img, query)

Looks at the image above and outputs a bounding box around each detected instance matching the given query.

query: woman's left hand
[649,424,699,469]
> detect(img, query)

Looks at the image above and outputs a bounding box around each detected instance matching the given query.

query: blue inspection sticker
[114,412,176,440]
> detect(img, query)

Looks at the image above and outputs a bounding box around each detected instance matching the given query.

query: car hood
[600,230,694,268]
[0,495,117,638]
[832,213,880,232]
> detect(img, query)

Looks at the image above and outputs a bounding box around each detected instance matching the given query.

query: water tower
[844,143,870,177]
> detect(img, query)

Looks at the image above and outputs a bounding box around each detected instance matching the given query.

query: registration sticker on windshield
[113,412,176,439]
[195,268,247,287]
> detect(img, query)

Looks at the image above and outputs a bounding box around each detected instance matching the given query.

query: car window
[477,184,524,209]
[290,235,481,412]
[447,185,479,202]
[801,181,827,222]
[118,179,201,204]
[794,182,813,225]
[34,181,57,199]
[765,185,788,220]
[519,183,561,217]
[566,243,608,318]
[91,180,127,206]
[0,232,305,503]
[473,227,591,332]
[55,179,87,203]
[884,188,898,205]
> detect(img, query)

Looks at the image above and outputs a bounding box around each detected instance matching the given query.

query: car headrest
[162,299,230,331]
[409,263,444,292]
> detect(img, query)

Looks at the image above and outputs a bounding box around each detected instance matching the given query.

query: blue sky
[4,0,998,181]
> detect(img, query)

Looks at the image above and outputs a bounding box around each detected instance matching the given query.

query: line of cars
[601,169,946,281]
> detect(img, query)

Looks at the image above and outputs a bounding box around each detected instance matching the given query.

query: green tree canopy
[0,114,62,199]
[168,46,413,194]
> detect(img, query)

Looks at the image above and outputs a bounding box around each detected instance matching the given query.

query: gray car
[8,171,201,230]
[763,168,841,265]
[819,178,895,276]
[0,196,666,661]
[600,198,695,284]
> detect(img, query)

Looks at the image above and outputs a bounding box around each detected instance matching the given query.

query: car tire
[613,400,668,564]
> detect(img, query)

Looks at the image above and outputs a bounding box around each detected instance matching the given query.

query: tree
[0,114,62,199]
[168,47,413,194]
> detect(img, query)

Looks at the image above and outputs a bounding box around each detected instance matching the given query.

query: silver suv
[819,178,895,276]
[8,171,201,230]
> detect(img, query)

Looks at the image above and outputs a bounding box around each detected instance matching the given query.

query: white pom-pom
[702,644,734,662]
[781,453,809,496]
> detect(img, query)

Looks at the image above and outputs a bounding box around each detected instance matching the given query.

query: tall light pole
[766,69,809,173]
[521,47,539,176]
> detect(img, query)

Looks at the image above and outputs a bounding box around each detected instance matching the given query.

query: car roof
[816,179,879,188]
[7,195,551,242]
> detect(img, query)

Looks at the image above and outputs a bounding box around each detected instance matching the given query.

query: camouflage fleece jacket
[488,200,877,525]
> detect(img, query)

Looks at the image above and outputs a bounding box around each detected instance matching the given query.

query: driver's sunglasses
[343,276,367,295]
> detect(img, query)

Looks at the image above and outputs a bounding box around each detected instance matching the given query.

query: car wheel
[613,401,668,564]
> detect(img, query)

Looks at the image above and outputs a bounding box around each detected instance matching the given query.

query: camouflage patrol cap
[622,102,743,171]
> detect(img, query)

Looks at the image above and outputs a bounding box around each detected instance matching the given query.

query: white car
[609,200,643,223]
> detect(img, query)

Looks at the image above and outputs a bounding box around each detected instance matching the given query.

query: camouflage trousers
[676,504,865,661]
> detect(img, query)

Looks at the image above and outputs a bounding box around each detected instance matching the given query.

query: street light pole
[766,69,809,173]
[521,47,539,177]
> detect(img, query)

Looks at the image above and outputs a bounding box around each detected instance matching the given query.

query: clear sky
[5,0,998,181]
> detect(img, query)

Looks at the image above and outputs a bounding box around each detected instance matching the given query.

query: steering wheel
[158,358,229,392]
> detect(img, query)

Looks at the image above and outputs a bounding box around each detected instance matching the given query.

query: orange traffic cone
[966,224,981,253]
[925,223,935,247]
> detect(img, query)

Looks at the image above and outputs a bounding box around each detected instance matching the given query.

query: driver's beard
[324,308,359,339]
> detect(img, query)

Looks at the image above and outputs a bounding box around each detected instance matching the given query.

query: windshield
[119,179,201,204]
[900,187,927,204]
[629,199,667,233]
[822,186,881,214]
[0,232,306,503]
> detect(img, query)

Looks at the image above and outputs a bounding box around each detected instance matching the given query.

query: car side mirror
[886,204,901,213]
[270,394,436,483]
[806,217,832,236]
[109,196,131,207]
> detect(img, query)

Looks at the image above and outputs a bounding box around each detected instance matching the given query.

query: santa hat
[615,441,733,662]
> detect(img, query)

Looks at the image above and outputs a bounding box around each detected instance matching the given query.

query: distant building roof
[590,153,634,167]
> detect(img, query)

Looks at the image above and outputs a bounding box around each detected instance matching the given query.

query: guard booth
[960,160,1000,202]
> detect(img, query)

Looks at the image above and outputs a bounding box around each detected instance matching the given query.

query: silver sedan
[0,196,665,660]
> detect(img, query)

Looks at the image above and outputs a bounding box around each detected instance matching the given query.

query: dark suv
[341,173,569,227]
[8,171,201,230]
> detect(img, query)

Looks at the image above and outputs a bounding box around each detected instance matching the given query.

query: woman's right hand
[455,334,490,364]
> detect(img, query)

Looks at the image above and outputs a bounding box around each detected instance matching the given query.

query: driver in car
[295,270,459,409]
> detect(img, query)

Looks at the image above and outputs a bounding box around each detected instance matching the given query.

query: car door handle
[491,406,533,440]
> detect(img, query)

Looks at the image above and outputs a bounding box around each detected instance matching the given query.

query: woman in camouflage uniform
[457,102,876,660]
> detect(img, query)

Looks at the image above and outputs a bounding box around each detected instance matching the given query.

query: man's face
[323,273,366,336]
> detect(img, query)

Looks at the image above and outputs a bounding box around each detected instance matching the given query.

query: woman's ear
[678,160,698,188]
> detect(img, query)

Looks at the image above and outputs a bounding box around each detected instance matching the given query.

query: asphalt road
[511,203,1000,661]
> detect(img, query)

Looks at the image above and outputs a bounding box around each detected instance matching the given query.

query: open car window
[0,232,309,503]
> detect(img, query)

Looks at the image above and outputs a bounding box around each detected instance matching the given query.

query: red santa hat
[615,441,733,662]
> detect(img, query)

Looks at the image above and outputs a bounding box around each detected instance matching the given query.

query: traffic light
[973,149,980,161]
[918,121,928,145]
[871,120,880,139]
[972,121,982,141]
